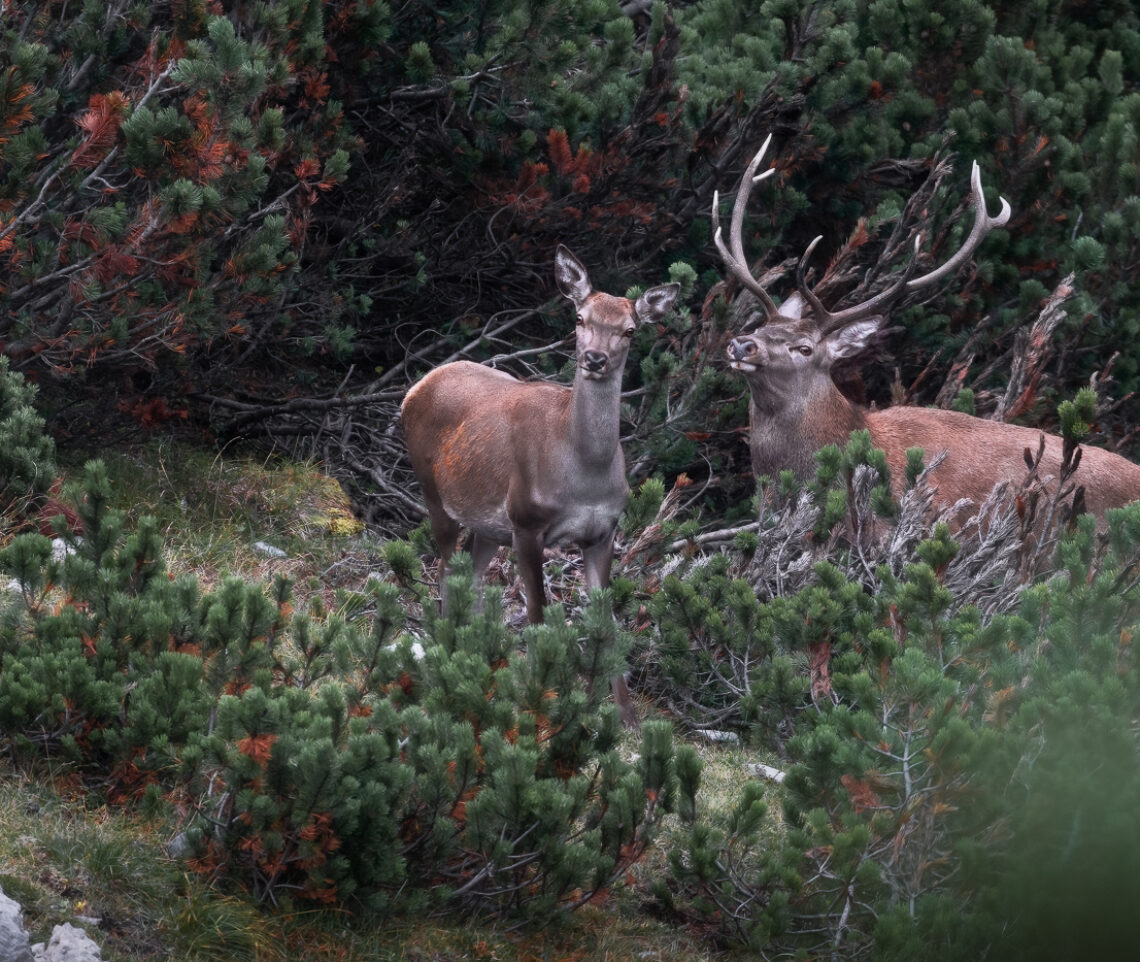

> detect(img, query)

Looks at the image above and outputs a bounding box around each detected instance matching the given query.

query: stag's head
[714,135,1011,396]
[555,244,678,381]
[725,300,883,402]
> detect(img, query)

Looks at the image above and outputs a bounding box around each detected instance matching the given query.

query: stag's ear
[635,282,680,324]
[827,317,883,360]
[779,291,807,320]
[555,245,592,308]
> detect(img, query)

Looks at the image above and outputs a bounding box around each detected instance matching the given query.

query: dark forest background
[3,0,1139,533]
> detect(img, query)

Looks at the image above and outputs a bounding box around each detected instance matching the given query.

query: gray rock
[253,541,287,558]
[0,887,35,962]
[165,831,191,858]
[31,922,104,962]
[694,728,741,745]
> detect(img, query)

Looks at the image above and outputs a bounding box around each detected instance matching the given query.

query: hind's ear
[555,245,592,309]
[635,283,680,324]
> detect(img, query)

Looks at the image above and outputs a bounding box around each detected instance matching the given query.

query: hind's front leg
[580,533,614,594]
[581,534,639,730]
[513,528,548,624]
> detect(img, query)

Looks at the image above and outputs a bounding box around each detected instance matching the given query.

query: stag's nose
[583,350,608,372]
[728,338,757,361]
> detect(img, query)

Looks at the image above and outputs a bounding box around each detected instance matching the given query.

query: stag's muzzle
[727,337,760,369]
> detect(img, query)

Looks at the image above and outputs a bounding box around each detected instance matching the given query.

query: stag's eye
[794,344,813,356]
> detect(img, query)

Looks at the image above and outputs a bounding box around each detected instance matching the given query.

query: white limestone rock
[0,887,35,962]
[31,922,104,962]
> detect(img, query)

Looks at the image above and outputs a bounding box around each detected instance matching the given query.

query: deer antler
[905,160,1012,290]
[711,134,780,323]
[795,234,923,334]
[797,160,1012,334]
[714,138,1012,334]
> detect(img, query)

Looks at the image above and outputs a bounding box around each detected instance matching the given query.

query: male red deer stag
[401,245,679,728]
[713,135,1140,518]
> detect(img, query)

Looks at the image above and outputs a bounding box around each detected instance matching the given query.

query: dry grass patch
[64,441,379,597]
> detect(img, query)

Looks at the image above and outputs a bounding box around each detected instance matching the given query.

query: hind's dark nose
[584,350,607,372]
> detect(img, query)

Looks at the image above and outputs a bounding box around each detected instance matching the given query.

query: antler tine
[798,160,1010,334]
[905,160,1012,292]
[794,236,829,323]
[712,133,780,323]
[797,235,923,334]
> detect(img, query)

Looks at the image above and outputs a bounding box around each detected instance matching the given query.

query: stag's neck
[748,375,866,480]
[569,369,623,468]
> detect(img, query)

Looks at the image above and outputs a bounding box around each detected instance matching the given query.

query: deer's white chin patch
[729,360,759,372]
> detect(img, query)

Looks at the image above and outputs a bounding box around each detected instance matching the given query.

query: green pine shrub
[178,566,696,915]
[647,446,1140,958]
[0,356,57,534]
[0,461,178,775]
[0,460,696,919]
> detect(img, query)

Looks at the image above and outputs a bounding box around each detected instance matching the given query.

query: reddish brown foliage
[71,91,129,169]
[841,773,884,814]
[808,640,834,703]
[237,732,278,766]
[117,396,190,430]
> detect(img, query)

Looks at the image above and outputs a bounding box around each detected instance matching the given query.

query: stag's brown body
[715,135,1140,520]
[734,315,1140,516]
[401,245,678,728]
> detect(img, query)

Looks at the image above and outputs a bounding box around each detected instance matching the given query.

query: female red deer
[713,135,1140,518]
[401,245,679,727]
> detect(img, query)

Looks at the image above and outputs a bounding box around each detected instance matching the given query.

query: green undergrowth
[0,758,732,962]
[0,760,725,961]
[1,441,737,962]
[11,427,1137,961]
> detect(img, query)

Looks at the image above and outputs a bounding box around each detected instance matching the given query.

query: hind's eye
[576,315,585,326]
[622,328,635,339]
